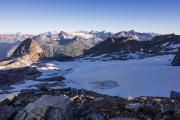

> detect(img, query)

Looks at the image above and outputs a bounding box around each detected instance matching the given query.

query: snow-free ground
[0,54,180,99]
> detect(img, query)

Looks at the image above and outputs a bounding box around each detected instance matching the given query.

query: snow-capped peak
[113,30,158,41]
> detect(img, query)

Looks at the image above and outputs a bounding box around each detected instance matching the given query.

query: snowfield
[0,54,180,99]
[59,55,180,97]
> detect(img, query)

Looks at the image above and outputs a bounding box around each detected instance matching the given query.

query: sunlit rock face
[11,38,44,62]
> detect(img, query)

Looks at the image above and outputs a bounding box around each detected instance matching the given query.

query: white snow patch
[70,32,94,39]
[0,66,6,70]
[36,61,75,79]
[162,42,169,47]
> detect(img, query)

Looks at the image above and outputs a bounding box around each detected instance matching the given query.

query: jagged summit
[113,30,158,41]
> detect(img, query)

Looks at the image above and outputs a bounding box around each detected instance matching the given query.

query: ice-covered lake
[0,54,180,99]
[60,55,180,97]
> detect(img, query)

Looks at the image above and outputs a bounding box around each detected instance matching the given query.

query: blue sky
[0,0,180,34]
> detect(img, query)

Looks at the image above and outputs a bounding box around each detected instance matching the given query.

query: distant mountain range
[0,30,180,68]
[0,30,159,59]
[0,30,158,42]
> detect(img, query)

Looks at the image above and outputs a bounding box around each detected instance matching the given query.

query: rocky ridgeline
[83,34,180,61]
[172,49,180,66]
[0,88,179,120]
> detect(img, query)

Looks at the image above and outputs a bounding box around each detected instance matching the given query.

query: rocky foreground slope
[0,88,180,120]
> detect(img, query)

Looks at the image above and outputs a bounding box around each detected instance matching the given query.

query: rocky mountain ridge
[83,34,180,61]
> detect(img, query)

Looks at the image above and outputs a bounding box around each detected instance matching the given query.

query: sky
[0,0,179,34]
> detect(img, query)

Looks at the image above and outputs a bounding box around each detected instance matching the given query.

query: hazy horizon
[0,0,180,34]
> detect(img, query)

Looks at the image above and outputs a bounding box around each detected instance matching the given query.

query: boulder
[175,103,180,118]
[14,95,70,120]
[39,76,65,82]
[0,105,17,120]
[161,104,175,113]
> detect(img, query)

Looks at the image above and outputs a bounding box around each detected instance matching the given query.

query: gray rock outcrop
[14,95,70,120]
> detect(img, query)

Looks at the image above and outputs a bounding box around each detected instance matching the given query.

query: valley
[0,30,180,120]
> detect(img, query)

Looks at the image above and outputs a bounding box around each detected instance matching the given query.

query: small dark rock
[39,76,65,82]
[40,86,49,91]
